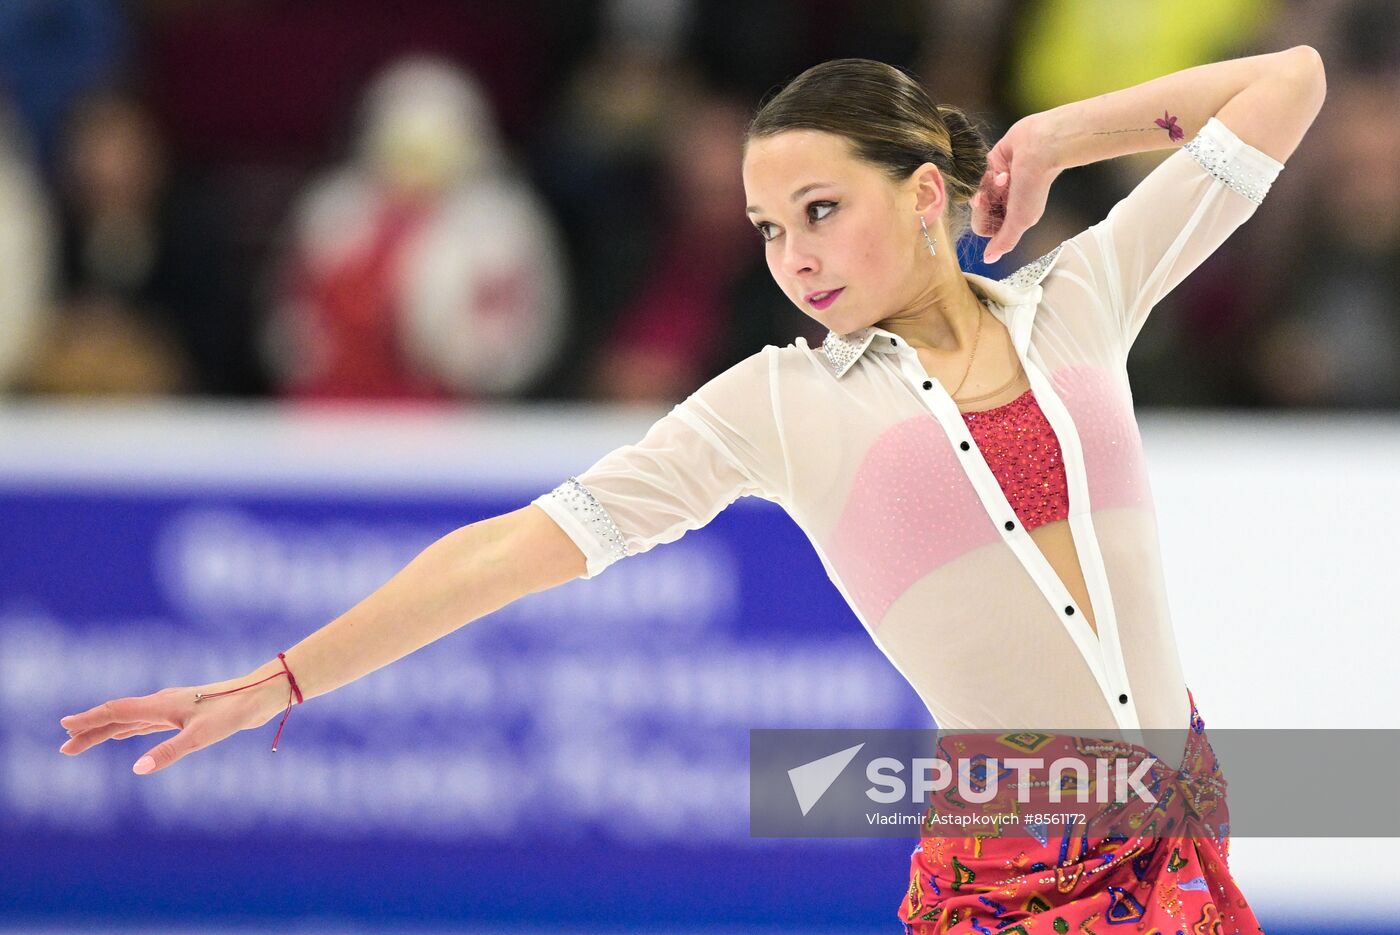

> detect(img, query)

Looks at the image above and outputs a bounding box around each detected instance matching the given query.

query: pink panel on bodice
[825,416,998,629]
[826,364,1153,629]
[1049,364,1155,514]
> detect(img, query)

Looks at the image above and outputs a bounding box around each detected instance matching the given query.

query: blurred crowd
[0,0,1395,409]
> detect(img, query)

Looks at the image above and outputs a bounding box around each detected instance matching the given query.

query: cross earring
[919,215,937,257]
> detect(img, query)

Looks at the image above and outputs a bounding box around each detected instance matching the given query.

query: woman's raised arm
[1044,45,1325,172]
[58,504,587,775]
[973,45,1326,262]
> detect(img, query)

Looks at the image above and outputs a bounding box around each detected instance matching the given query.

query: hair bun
[935,105,990,184]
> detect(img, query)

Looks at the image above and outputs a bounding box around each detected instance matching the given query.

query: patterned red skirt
[897,689,1262,934]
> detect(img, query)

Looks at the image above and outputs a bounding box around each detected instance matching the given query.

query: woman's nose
[781,238,819,278]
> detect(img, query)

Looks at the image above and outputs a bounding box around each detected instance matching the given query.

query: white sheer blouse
[531,115,1285,740]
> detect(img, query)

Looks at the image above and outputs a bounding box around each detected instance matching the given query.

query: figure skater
[60,47,1325,933]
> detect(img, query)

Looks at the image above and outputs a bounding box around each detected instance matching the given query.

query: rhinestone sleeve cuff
[1000,243,1065,290]
[1182,116,1285,206]
[531,476,630,578]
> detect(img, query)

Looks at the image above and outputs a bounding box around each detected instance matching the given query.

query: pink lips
[805,287,844,310]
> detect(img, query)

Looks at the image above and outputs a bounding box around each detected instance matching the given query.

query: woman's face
[742,129,937,335]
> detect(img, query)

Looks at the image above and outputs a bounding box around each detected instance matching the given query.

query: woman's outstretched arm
[238,504,585,702]
[59,504,587,774]
[62,346,788,775]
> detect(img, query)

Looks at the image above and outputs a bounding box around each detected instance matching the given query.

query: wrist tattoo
[1087,110,1186,144]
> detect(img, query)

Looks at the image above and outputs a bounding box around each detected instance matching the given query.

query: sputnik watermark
[865,754,1159,804]
[787,745,1159,819]
[756,726,1400,838]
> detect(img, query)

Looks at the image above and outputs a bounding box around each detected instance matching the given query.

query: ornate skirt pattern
[898,689,1263,934]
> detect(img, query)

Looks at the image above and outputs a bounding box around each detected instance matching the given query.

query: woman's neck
[877,277,989,355]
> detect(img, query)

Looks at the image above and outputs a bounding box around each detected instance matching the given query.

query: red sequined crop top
[960,387,1070,531]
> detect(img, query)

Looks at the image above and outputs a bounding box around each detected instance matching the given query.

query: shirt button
[922,380,933,390]
[1064,605,1074,615]
[889,337,898,346]
[960,441,970,451]
[1118,694,1129,705]
[1004,520,1015,531]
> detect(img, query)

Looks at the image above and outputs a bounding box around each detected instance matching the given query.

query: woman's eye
[753,202,835,243]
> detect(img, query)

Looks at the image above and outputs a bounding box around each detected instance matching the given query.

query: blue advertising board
[3,462,932,929]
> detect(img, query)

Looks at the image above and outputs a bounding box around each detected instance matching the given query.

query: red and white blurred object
[265,55,567,402]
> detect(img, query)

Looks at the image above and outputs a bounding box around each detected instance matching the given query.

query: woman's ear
[909,161,947,217]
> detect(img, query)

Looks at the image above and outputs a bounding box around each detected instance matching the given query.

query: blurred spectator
[1247,72,1400,407]
[19,90,258,397]
[585,87,821,402]
[1223,0,1400,408]
[0,0,128,172]
[522,9,709,401]
[526,0,931,402]
[0,98,55,391]
[263,56,568,402]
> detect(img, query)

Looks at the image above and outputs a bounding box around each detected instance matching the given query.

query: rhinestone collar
[820,243,1065,378]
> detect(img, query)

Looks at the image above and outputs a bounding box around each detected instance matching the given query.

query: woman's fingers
[59,721,155,755]
[113,725,165,740]
[983,165,1055,264]
[971,170,1009,242]
[132,695,255,775]
[62,681,270,775]
[60,695,165,733]
[975,113,1062,263]
[133,727,207,775]
[59,699,121,732]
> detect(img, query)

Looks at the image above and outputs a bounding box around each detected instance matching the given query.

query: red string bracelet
[193,652,304,751]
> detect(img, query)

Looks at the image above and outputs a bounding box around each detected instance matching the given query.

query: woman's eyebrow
[745,181,836,214]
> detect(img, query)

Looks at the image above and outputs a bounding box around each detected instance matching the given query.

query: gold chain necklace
[955,363,1025,404]
[949,300,987,399]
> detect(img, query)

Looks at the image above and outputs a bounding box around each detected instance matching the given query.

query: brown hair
[744,58,989,249]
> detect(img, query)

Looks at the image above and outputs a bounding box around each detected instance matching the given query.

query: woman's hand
[971,113,1065,264]
[59,670,293,776]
